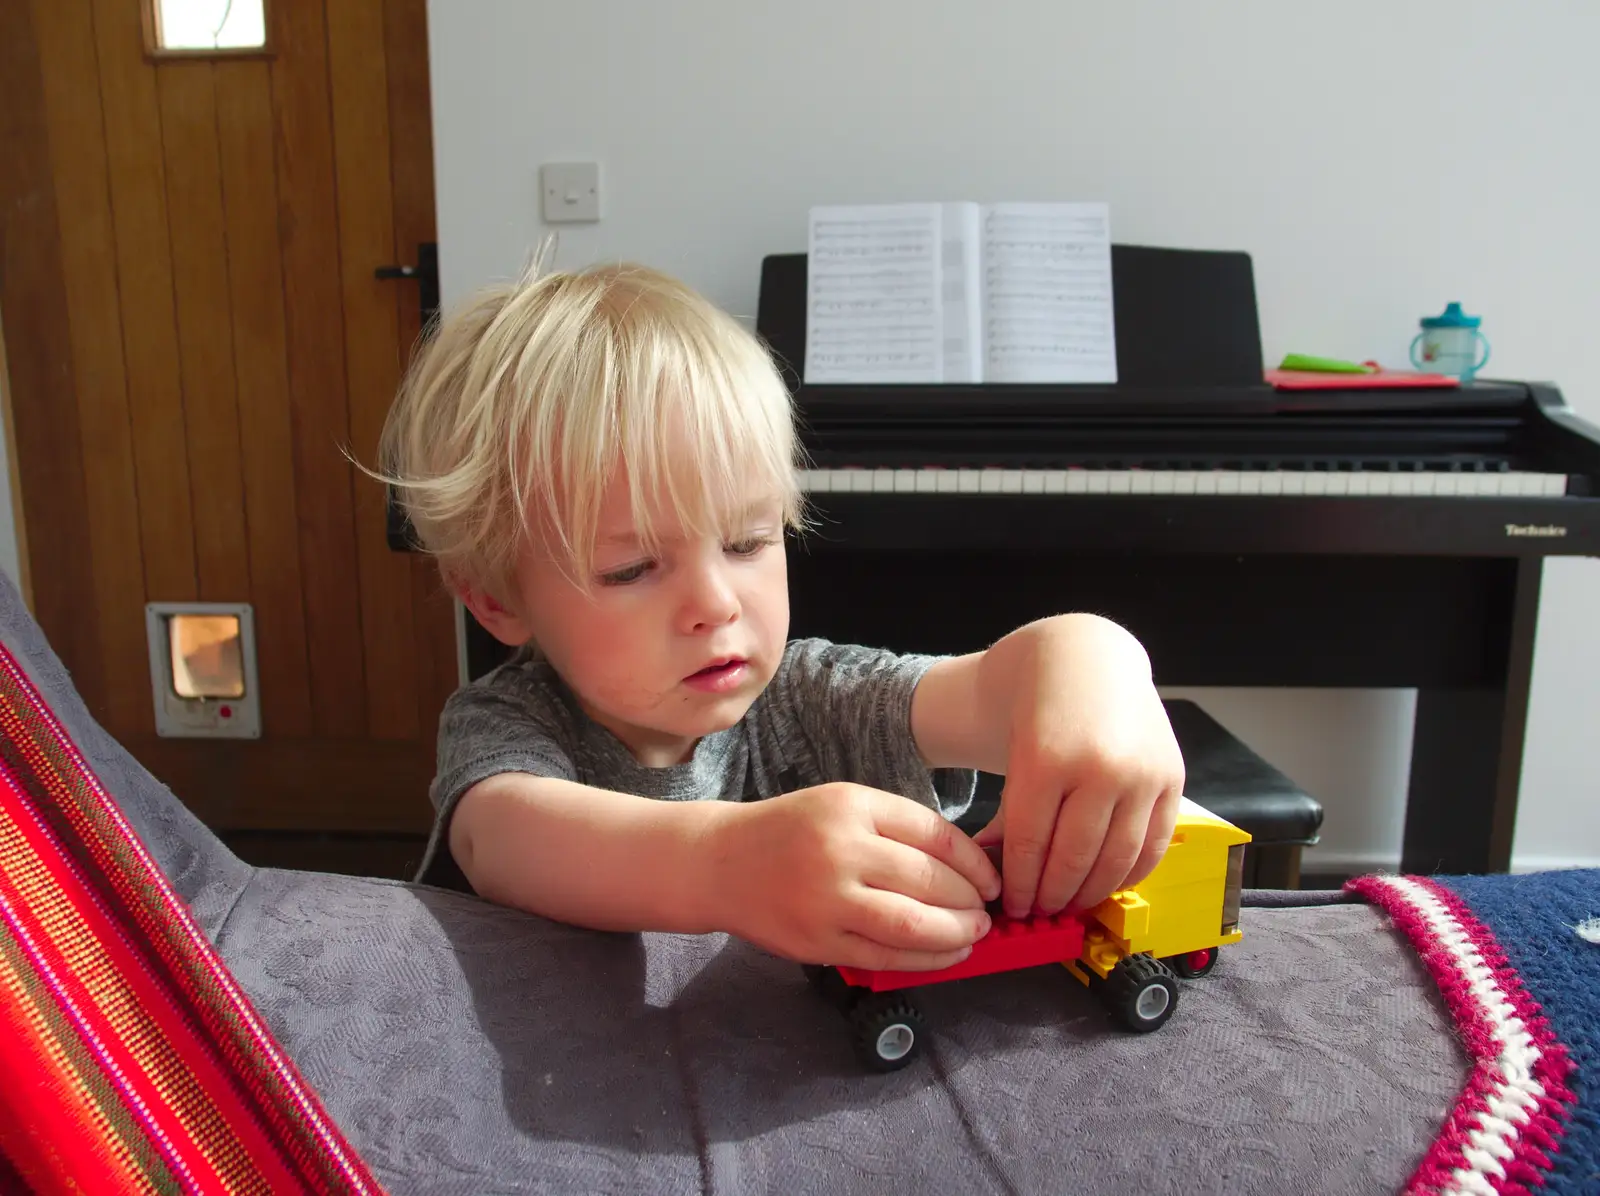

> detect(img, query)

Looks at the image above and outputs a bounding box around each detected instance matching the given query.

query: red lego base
[835,911,1089,994]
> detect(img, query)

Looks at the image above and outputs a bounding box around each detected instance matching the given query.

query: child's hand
[972,618,1184,920]
[705,783,1001,971]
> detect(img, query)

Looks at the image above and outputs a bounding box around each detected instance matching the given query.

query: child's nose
[679,562,740,631]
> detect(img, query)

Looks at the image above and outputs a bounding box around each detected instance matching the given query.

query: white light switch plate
[540,161,600,223]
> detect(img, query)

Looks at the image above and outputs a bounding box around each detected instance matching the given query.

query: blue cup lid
[1420,301,1481,329]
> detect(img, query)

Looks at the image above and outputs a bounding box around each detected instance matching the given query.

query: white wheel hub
[876,1022,915,1060]
[1135,984,1171,1022]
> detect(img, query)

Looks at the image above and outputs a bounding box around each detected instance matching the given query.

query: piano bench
[953,698,1325,889]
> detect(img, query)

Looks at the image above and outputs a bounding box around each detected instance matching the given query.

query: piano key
[796,467,1571,498]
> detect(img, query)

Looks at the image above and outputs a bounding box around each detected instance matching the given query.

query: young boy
[376,256,1184,974]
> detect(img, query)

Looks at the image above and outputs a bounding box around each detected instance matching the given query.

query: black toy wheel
[802,964,859,1011]
[1098,954,1179,1032]
[1165,946,1220,979]
[848,993,927,1072]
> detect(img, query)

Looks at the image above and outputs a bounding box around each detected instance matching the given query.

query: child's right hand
[702,783,1002,972]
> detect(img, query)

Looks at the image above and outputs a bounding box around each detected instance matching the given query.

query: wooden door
[1,0,459,873]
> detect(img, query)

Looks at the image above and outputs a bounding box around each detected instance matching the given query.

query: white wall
[427,0,1600,871]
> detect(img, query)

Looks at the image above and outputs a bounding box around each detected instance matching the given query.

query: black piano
[753,247,1600,877]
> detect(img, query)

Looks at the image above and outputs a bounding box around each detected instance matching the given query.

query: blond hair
[370,251,806,602]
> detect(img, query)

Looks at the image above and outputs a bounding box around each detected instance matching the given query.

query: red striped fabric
[0,643,385,1195]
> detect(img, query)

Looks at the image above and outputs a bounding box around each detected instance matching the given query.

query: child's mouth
[684,658,748,693]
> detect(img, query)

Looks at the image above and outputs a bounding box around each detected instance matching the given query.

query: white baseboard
[1300,849,1599,875]
[1510,855,1600,874]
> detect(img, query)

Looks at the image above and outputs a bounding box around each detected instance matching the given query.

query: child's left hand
[968,616,1185,920]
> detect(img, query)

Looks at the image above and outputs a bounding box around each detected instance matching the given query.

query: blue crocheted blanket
[1347,868,1598,1195]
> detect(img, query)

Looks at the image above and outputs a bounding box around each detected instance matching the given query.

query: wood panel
[268,0,368,737]
[11,0,451,842]
[0,0,103,711]
[132,738,435,833]
[327,0,419,741]
[156,62,252,603]
[386,0,464,729]
[91,0,198,604]
[29,1,150,737]
[214,60,314,738]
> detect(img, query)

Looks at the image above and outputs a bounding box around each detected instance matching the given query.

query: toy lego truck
[805,797,1250,1071]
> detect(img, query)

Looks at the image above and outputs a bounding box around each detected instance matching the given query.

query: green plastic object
[1277,353,1376,374]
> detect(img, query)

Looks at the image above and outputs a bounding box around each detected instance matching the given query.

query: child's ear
[454,582,534,647]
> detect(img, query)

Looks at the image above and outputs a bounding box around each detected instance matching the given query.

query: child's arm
[909,613,1185,921]
[450,772,1000,971]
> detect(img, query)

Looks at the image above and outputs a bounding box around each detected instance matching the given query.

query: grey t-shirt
[414,637,977,891]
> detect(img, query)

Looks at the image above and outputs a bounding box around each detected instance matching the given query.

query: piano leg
[1401,557,1541,875]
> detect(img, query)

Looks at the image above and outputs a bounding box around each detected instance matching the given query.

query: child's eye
[725,535,778,558]
[598,560,653,586]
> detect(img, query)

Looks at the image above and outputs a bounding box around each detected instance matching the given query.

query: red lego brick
[835,911,1089,993]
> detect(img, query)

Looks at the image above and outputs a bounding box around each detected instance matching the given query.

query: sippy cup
[1410,302,1490,382]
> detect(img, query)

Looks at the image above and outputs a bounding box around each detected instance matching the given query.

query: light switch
[540,161,601,223]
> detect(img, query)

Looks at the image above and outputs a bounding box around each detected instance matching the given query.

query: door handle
[378,243,441,553]
[373,242,440,336]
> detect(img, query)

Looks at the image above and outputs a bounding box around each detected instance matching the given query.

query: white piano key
[798,465,1571,500]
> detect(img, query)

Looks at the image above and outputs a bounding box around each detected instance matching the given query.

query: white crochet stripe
[1380,876,1548,1196]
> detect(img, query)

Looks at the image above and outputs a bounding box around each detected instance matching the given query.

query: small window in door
[143,0,270,58]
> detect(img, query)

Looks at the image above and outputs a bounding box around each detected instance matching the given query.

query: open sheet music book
[803,201,1117,385]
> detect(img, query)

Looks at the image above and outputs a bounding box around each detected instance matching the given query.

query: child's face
[493,470,790,766]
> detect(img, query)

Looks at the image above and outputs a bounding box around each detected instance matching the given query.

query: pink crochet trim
[1346,875,1578,1195]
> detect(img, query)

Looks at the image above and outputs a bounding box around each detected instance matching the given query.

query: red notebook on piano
[1267,366,1459,390]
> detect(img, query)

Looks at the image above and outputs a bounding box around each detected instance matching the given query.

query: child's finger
[834,933,976,974]
[972,805,1005,848]
[857,837,988,911]
[1034,785,1116,915]
[992,766,1066,919]
[1124,787,1181,889]
[1063,794,1149,912]
[869,794,1001,903]
[843,887,992,958]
